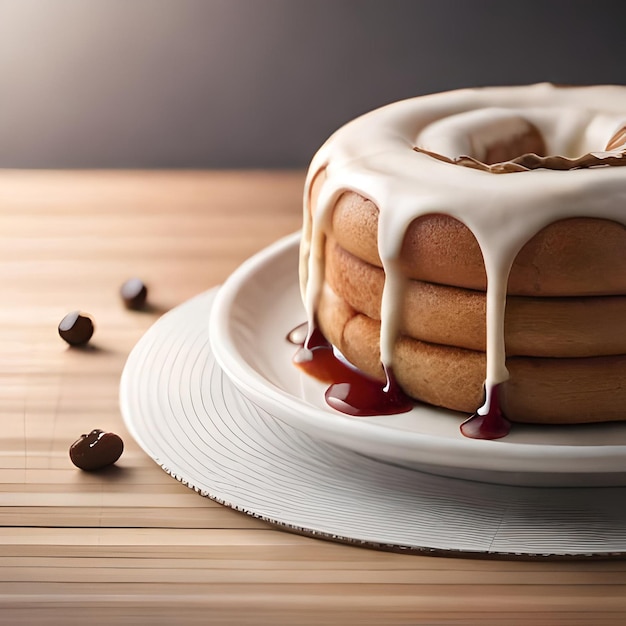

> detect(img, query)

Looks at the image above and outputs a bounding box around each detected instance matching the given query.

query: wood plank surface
[1,170,626,625]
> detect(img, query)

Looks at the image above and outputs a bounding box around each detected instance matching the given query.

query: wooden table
[2,170,626,625]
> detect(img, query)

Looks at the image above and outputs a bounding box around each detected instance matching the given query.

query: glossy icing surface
[299,84,626,424]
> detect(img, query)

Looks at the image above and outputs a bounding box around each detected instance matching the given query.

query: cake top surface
[306,83,626,259]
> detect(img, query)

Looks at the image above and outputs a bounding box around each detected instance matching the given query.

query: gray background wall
[1,0,626,168]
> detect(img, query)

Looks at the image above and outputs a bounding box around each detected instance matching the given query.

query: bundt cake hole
[481,126,546,165]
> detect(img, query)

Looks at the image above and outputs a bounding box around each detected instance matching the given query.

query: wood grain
[1,170,626,625]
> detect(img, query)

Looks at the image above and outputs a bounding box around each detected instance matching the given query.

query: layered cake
[297,84,626,438]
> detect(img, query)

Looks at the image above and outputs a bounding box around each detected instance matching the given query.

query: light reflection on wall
[1,0,625,168]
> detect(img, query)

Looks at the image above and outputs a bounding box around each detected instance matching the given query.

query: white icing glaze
[417,108,537,161]
[299,83,626,416]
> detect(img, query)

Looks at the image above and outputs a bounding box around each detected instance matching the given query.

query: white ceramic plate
[120,289,626,557]
[209,233,626,486]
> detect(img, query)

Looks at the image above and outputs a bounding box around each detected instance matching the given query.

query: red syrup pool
[287,323,512,439]
[460,383,511,440]
[287,323,412,417]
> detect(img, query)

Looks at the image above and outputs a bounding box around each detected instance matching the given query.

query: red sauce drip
[460,383,511,440]
[288,323,512,438]
[288,323,412,416]
[325,365,412,416]
[291,326,353,384]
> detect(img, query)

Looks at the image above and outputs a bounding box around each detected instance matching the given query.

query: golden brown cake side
[331,191,626,297]
[317,282,626,424]
[324,236,626,358]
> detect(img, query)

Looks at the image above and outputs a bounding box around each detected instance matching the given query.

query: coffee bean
[69,429,124,471]
[58,311,94,346]
[120,278,148,310]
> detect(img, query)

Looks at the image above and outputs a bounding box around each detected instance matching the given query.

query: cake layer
[324,189,626,297]
[317,284,626,424]
[324,238,626,358]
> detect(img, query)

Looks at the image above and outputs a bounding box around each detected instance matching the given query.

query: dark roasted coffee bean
[120,278,148,310]
[69,429,124,471]
[58,311,94,346]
